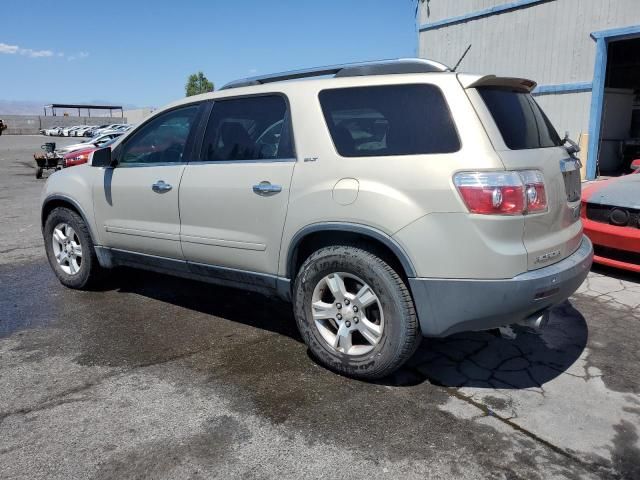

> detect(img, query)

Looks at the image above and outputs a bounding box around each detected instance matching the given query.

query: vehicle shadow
[109,267,302,342]
[591,263,640,284]
[109,268,588,389]
[386,301,588,388]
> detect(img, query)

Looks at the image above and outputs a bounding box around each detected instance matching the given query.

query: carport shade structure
[43,104,124,118]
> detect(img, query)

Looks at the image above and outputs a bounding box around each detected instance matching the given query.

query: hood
[583,174,640,209]
[57,142,94,153]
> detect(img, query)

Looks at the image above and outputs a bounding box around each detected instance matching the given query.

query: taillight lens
[63,150,92,167]
[454,170,547,215]
[519,170,547,213]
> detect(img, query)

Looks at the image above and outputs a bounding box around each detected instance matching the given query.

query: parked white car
[40,59,593,379]
[72,126,93,137]
[98,128,130,136]
[60,126,80,137]
[84,124,110,137]
[42,126,62,136]
[55,132,123,155]
[89,124,126,136]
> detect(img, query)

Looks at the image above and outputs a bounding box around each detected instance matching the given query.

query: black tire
[293,245,421,380]
[35,167,43,179]
[43,207,104,289]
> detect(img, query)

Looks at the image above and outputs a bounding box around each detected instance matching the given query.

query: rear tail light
[519,170,547,213]
[454,170,547,215]
[63,150,93,167]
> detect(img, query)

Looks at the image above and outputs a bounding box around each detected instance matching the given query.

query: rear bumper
[409,236,593,337]
[582,217,640,273]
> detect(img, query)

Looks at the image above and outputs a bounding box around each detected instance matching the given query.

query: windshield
[478,87,562,150]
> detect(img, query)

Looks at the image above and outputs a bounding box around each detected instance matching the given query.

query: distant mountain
[0,99,139,115]
[0,100,47,115]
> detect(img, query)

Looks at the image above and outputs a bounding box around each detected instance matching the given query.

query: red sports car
[62,147,97,168]
[581,161,640,272]
[62,135,121,168]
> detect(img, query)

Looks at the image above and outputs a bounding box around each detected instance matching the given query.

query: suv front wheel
[44,207,103,289]
[293,245,420,379]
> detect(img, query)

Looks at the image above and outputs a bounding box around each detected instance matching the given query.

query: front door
[179,94,296,275]
[93,104,201,259]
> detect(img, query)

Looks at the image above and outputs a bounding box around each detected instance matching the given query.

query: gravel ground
[1,135,639,479]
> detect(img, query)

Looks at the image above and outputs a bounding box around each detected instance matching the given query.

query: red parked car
[581,160,640,273]
[62,147,97,168]
[62,136,121,168]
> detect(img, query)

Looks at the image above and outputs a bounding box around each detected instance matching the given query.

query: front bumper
[409,236,593,337]
[582,217,640,273]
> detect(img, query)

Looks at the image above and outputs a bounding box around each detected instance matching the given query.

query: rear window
[478,87,562,150]
[319,84,460,157]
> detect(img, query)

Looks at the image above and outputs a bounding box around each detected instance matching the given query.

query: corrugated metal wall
[420,0,517,24]
[418,0,640,137]
[535,92,591,137]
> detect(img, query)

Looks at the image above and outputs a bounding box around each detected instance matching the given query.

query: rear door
[465,79,583,270]
[179,94,296,275]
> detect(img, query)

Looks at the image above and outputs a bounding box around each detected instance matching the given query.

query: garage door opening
[597,36,640,177]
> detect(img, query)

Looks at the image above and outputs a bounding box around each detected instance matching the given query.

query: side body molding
[286,222,417,279]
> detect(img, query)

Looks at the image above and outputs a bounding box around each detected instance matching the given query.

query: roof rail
[220,58,451,90]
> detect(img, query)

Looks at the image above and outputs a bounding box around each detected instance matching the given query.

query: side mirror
[631,159,640,171]
[91,147,114,167]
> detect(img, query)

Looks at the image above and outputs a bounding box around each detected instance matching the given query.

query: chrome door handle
[252,181,282,195]
[152,180,172,193]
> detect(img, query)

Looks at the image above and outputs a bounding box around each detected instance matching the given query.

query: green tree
[185,71,214,97]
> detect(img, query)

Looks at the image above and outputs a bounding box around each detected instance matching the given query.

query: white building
[123,107,156,126]
[418,0,640,179]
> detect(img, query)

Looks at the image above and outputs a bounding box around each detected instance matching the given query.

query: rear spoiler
[457,74,537,93]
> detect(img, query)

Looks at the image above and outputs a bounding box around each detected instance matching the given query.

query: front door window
[120,105,199,165]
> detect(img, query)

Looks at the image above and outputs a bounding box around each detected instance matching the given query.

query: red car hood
[582,174,640,209]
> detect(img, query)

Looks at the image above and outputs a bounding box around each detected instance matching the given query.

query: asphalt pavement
[1,135,639,479]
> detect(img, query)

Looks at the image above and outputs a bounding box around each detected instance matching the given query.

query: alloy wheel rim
[51,223,82,275]
[311,272,384,356]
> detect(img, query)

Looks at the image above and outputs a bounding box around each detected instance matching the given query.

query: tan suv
[41,59,593,379]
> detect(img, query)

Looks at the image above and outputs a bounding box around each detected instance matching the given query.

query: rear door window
[478,87,562,150]
[319,84,460,157]
[199,95,294,161]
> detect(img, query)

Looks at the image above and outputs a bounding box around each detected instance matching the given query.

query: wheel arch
[41,195,99,245]
[286,223,417,281]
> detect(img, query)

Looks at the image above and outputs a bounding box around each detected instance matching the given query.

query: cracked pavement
[1,136,639,479]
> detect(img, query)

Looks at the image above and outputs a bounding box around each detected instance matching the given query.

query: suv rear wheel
[293,245,420,379]
[44,207,103,289]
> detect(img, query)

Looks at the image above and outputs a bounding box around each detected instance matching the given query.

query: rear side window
[478,87,562,150]
[319,84,460,157]
[200,95,294,161]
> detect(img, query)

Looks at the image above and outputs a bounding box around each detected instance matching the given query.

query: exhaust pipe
[520,310,550,329]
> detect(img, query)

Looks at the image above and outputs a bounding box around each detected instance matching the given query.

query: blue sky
[1,0,420,107]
